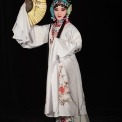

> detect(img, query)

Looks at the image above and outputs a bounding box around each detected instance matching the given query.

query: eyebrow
[61,8,66,9]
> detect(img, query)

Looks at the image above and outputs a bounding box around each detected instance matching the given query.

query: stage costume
[12,1,90,121]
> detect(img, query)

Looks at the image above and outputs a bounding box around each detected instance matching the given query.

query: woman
[12,0,90,121]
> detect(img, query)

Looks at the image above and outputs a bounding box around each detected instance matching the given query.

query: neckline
[49,22,71,40]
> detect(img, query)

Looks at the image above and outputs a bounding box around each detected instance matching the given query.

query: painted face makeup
[54,5,67,21]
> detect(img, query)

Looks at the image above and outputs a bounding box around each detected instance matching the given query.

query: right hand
[25,0,33,12]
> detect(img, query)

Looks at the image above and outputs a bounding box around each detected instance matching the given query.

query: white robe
[12,3,90,122]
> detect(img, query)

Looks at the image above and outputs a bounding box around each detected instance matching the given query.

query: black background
[0,0,121,121]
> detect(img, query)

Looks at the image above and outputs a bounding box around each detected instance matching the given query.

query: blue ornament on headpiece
[50,0,72,20]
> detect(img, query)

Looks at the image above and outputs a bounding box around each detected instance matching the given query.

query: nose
[58,11,61,16]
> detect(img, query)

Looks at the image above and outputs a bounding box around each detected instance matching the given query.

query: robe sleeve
[55,25,82,58]
[12,3,49,49]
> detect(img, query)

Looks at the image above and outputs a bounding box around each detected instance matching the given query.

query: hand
[25,0,33,12]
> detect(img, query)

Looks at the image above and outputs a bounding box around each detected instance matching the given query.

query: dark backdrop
[0,0,121,119]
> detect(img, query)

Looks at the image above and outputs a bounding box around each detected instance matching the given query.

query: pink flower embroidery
[58,64,72,106]
[61,117,66,122]
[59,86,65,94]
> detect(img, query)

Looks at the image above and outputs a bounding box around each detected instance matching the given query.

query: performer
[12,0,90,121]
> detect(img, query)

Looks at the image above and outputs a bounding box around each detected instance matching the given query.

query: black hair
[57,19,66,38]
[54,4,68,9]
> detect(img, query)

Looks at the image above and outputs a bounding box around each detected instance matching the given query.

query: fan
[28,0,47,25]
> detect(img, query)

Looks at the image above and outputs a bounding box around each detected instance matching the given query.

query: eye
[54,8,58,11]
[61,8,66,11]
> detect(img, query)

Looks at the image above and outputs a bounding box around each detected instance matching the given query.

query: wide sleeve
[12,3,50,49]
[55,25,82,58]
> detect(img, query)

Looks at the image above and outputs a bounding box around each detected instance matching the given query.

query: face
[54,5,67,21]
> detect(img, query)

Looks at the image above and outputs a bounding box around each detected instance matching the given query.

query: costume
[12,1,90,122]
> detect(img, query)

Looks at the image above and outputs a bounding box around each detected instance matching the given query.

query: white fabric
[12,3,50,48]
[12,3,90,122]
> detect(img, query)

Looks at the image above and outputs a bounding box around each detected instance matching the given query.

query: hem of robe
[45,114,90,122]
[44,112,88,118]
[55,115,90,122]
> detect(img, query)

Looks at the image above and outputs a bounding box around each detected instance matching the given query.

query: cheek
[54,11,57,15]
[63,11,67,16]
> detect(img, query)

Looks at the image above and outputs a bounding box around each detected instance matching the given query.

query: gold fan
[28,0,47,26]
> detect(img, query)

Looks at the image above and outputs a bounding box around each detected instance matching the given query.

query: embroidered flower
[59,116,72,122]
[61,117,66,122]
[59,86,65,94]
[58,64,72,105]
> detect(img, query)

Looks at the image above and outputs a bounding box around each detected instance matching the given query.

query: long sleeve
[55,25,82,58]
[12,3,49,49]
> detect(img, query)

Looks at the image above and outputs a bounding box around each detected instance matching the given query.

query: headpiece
[50,0,72,20]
